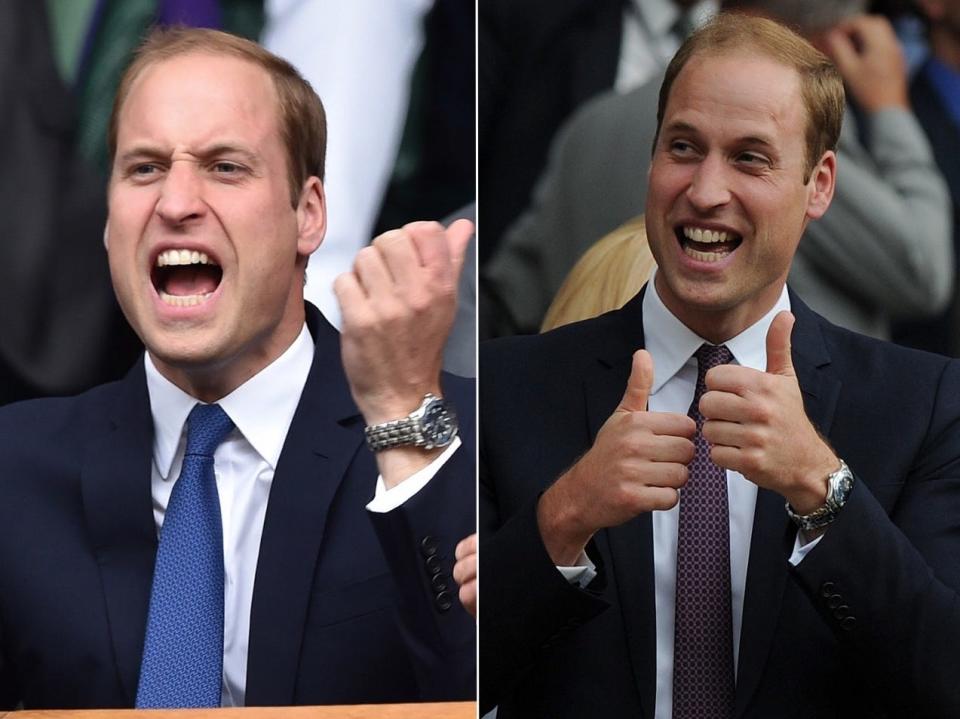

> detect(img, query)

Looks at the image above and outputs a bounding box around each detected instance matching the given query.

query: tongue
[163,266,220,296]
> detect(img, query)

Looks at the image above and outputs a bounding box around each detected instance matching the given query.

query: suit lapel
[245,306,364,706]
[734,296,840,716]
[81,360,157,704]
[583,292,659,718]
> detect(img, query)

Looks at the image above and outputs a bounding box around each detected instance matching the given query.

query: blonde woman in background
[541,215,656,331]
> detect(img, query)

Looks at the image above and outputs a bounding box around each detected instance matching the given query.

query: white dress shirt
[615,0,717,93]
[145,323,459,706]
[263,0,434,328]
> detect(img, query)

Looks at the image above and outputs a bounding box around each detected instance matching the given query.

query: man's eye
[133,164,158,176]
[670,140,695,154]
[212,162,242,174]
[737,152,769,166]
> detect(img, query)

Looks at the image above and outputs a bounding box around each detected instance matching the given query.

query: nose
[685,154,732,211]
[155,160,206,225]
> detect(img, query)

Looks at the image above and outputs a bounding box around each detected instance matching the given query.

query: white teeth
[682,226,731,244]
[159,291,214,307]
[155,249,215,267]
[684,247,732,262]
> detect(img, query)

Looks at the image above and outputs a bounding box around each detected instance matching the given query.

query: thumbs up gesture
[537,349,697,565]
[699,311,839,513]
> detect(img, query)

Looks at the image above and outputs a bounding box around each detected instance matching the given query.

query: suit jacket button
[425,554,442,574]
[826,594,843,609]
[431,573,448,592]
[420,536,439,558]
[435,590,453,612]
[840,616,857,631]
[820,581,836,598]
[833,605,850,620]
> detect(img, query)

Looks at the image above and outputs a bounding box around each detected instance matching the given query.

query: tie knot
[185,403,234,458]
[695,344,733,379]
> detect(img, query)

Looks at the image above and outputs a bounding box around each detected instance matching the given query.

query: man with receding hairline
[481,13,960,718]
[0,27,475,709]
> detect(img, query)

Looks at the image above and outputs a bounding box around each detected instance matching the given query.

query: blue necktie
[137,403,234,708]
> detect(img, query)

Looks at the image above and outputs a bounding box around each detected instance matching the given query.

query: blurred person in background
[481,0,953,343]
[479,0,717,264]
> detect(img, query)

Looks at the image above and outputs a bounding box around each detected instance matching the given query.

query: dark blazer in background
[480,289,960,718]
[893,58,960,357]
[0,304,475,708]
[0,0,140,404]
[478,0,623,262]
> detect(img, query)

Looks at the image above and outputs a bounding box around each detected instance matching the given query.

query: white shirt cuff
[365,436,462,513]
[557,551,598,588]
[788,529,825,566]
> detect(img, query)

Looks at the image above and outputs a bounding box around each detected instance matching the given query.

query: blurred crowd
[480,0,960,362]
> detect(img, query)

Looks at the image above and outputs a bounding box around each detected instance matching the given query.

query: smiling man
[481,13,960,718]
[0,28,474,709]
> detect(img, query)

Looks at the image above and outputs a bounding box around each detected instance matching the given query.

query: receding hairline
[115,49,282,128]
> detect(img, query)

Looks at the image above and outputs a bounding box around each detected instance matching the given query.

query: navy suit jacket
[480,288,960,717]
[0,304,475,709]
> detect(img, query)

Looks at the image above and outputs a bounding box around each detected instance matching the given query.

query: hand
[453,533,477,617]
[335,219,473,486]
[699,311,839,513]
[821,15,908,112]
[537,350,696,565]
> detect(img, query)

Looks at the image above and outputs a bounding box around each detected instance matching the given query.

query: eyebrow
[662,121,777,150]
[116,143,262,167]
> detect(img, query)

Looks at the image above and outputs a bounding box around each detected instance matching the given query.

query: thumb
[765,311,796,376]
[445,218,474,281]
[618,349,654,412]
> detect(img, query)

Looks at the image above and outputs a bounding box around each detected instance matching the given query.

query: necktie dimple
[137,403,234,708]
[673,344,736,719]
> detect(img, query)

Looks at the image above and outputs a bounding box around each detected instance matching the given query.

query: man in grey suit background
[481,0,953,341]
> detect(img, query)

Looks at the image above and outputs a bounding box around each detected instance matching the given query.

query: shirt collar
[145,324,315,479]
[631,0,717,39]
[632,0,679,39]
[642,271,791,393]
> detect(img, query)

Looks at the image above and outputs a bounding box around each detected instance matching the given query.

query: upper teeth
[683,227,730,244]
[157,249,212,267]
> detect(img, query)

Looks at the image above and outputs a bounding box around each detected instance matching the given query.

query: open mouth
[676,226,742,262]
[151,249,223,307]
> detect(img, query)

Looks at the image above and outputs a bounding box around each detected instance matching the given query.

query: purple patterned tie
[673,344,735,719]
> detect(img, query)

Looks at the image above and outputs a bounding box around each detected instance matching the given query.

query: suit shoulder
[812,313,960,406]
[482,310,630,386]
[0,380,126,456]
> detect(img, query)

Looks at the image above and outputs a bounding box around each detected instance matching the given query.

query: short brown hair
[107,26,326,206]
[655,13,844,182]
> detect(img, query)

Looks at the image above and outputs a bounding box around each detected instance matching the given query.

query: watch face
[422,400,457,448]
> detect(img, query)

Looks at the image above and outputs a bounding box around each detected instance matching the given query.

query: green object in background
[74,0,264,179]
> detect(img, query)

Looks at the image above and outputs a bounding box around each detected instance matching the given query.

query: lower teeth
[160,291,213,307]
[685,247,731,262]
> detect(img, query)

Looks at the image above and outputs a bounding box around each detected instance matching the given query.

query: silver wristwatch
[364,393,458,452]
[785,460,855,532]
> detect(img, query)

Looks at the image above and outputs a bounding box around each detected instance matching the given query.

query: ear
[295,176,326,257]
[805,150,836,221]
